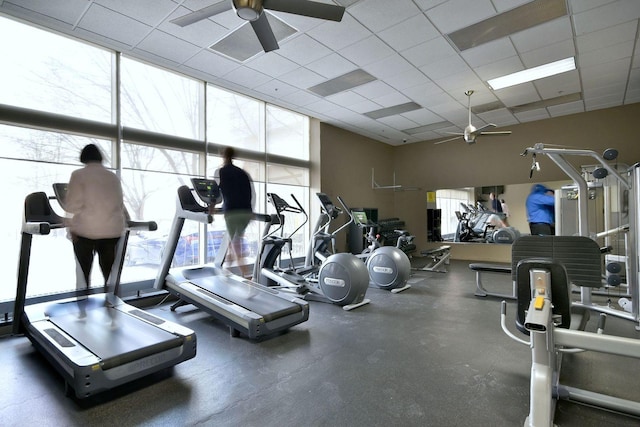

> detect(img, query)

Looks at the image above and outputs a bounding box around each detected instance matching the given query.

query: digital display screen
[352,210,368,225]
[190,178,220,204]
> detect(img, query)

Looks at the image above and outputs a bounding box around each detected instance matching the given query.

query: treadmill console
[316,192,340,219]
[191,178,221,206]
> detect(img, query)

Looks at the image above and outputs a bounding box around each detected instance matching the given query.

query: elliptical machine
[253,192,370,311]
[350,207,412,293]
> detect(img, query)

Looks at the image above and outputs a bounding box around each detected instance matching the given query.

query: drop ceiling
[1,0,639,146]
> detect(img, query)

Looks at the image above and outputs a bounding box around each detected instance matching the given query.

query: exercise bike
[350,207,412,293]
[253,192,370,311]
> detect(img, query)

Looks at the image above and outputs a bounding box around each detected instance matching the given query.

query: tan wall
[318,124,396,252]
[319,103,640,262]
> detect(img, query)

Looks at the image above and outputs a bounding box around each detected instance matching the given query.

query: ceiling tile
[96,0,176,26]
[572,0,640,36]
[244,51,299,77]
[306,13,370,50]
[419,54,470,81]
[2,0,88,25]
[513,108,551,122]
[385,68,432,91]
[547,100,585,117]
[568,0,617,15]
[161,9,230,47]
[510,16,573,53]
[338,35,395,67]
[377,114,421,130]
[426,0,496,34]
[461,38,517,68]
[533,70,581,99]
[279,90,322,107]
[493,83,540,107]
[253,78,298,99]
[349,0,422,32]
[402,37,457,68]
[306,53,357,79]
[576,21,638,54]
[474,55,523,81]
[352,80,396,99]
[520,39,575,68]
[401,108,443,125]
[581,57,632,87]
[278,67,326,89]
[1,0,639,145]
[183,49,240,76]
[275,34,333,66]
[347,99,384,114]
[580,41,635,68]
[370,93,413,109]
[377,14,440,51]
[137,30,201,63]
[363,54,414,80]
[80,3,152,47]
[221,65,272,89]
[326,90,371,107]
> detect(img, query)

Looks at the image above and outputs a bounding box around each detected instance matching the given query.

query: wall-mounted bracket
[371,168,421,191]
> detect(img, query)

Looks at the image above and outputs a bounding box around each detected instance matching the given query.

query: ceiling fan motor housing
[233,0,263,21]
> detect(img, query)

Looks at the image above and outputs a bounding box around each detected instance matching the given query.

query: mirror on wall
[429,181,570,244]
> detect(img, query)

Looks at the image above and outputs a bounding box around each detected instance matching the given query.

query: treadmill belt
[181,271,301,322]
[52,306,183,369]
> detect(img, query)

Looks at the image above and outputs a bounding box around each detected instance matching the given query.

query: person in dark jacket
[214,147,254,277]
[526,184,555,235]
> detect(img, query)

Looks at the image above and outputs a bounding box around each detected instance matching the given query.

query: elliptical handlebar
[266,192,308,239]
[333,195,355,236]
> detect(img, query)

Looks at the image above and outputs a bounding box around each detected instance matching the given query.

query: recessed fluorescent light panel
[308,69,376,97]
[364,102,422,120]
[487,57,576,90]
[447,0,567,51]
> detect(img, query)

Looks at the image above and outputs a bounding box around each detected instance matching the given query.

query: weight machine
[501,236,640,425]
[522,144,639,327]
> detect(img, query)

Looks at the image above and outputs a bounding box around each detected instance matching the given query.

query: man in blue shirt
[526,184,555,235]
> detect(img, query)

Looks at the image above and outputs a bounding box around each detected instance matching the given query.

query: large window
[207,86,262,152]
[0,17,311,310]
[266,105,309,160]
[0,17,112,123]
[0,125,115,301]
[121,58,202,139]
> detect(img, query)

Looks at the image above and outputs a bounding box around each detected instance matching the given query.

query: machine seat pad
[468,263,511,274]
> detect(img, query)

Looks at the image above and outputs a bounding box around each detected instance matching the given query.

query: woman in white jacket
[65,144,127,290]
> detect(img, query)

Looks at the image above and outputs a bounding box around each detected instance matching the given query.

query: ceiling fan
[434,90,512,145]
[170,0,346,53]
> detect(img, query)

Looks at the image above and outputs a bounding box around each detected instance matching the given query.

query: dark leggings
[72,235,120,288]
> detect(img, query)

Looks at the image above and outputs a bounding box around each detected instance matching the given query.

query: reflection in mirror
[431,181,571,244]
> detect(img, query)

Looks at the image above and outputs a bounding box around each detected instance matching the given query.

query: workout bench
[413,245,451,273]
[469,262,513,299]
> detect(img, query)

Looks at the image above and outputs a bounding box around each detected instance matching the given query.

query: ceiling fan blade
[251,12,279,52]
[433,136,462,145]
[263,0,346,21]
[170,1,232,27]
[472,123,497,134]
[479,131,512,136]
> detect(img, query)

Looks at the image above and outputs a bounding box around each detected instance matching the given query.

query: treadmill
[152,178,309,339]
[12,184,197,399]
